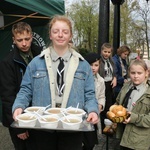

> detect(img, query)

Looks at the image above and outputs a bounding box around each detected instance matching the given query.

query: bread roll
[116,110,126,117]
[107,111,115,119]
[109,105,118,112]
[107,105,127,122]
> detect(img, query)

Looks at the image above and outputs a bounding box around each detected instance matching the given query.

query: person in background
[69,39,73,47]
[144,59,150,80]
[69,39,78,52]
[12,15,99,150]
[99,43,117,132]
[112,45,131,101]
[115,59,150,150]
[83,52,106,150]
[0,22,42,150]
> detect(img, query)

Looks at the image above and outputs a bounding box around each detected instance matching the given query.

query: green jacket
[116,81,150,150]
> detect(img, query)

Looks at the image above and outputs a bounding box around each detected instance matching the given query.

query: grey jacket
[99,57,116,79]
[116,81,150,150]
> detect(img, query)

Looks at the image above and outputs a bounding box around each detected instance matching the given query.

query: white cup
[104,119,113,127]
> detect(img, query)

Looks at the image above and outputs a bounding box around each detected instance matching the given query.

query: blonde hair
[12,22,32,36]
[129,59,148,83]
[49,15,72,35]
[129,59,148,71]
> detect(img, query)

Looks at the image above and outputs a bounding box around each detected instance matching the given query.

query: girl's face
[129,65,148,85]
[90,60,100,75]
[120,51,129,59]
[101,48,112,59]
[50,21,72,48]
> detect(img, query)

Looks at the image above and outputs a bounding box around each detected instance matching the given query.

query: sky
[65,0,150,8]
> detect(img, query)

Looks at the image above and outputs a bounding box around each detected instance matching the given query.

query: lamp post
[98,0,110,54]
[111,0,125,55]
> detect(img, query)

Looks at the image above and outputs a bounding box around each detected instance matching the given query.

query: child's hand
[86,112,99,124]
[99,104,103,113]
[111,77,117,88]
[124,79,128,83]
[13,108,23,121]
[123,112,131,124]
[17,131,29,140]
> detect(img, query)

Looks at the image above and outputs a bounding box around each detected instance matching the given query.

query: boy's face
[101,48,111,59]
[90,60,100,75]
[13,31,32,53]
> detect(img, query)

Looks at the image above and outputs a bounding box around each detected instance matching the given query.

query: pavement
[0,122,120,150]
[0,123,14,150]
[94,134,120,150]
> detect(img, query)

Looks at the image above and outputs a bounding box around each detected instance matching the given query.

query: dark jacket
[112,54,128,93]
[0,43,42,133]
[99,57,116,79]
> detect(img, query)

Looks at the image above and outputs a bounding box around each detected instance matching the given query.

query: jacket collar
[13,43,42,63]
[44,46,83,108]
[125,81,150,97]
[40,46,84,61]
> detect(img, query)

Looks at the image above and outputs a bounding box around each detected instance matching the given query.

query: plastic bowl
[60,115,82,130]
[44,108,64,117]
[16,113,37,127]
[24,106,45,115]
[104,119,113,127]
[38,115,59,129]
[65,107,86,118]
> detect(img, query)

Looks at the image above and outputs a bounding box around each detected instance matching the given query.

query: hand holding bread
[107,105,127,123]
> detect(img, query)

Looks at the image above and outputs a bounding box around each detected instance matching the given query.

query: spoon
[34,111,47,121]
[75,103,79,112]
[29,114,36,119]
[44,104,51,111]
[61,111,70,122]
[36,104,51,113]
[63,106,72,112]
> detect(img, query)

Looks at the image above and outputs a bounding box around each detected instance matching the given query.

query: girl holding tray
[12,15,99,150]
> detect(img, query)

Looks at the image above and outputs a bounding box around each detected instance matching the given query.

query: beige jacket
[94,73,106,111]
[95,73,106,134]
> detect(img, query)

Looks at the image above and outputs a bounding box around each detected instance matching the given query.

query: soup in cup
[16,113,37,127]
[60,115,82,130]
[44,108,64,117]
[65,108,86,118]
[38,115,59,129]
[24,106,45,115]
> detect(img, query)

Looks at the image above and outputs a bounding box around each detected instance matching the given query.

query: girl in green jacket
[116,59,150,150]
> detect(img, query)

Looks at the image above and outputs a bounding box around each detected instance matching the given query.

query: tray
[11,119,95,132]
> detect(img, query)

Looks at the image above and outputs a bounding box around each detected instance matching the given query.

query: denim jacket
[12,47,99,114]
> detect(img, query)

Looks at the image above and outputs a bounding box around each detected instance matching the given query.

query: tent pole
[1,14,50,19]
[0,12,38,30]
